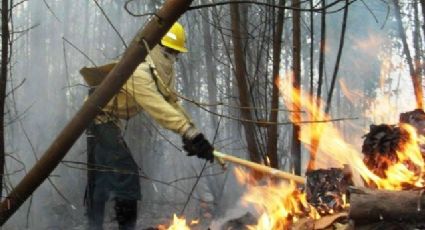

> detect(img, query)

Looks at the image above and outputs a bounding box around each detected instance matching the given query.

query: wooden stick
[213,150,306,184]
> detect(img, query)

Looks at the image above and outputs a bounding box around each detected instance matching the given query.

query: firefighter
[80,22,214,230]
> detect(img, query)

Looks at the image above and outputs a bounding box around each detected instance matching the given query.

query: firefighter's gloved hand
[183,133,214,162]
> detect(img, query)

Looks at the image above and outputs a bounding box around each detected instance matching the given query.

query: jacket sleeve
[124,63,194,136]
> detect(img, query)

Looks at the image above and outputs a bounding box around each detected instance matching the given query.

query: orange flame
[235,168,320,229]
[278,71,425,190]
[157,214,192,230]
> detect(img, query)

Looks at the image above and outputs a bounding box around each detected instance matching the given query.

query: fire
[278,72,425,190]
[235,168,320,229]
[339,79,363,104]
[157,214,196,230]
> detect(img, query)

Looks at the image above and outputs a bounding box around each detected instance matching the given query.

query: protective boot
[87,200,106,230]
[114,198,137,230]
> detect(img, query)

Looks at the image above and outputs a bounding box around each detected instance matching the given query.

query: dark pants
[86,122,141,230]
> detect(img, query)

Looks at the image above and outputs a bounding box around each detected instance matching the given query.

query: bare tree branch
[62,37,97,67]
[42,0,61,22]
[124,0,360,17]
[92,0,127,48]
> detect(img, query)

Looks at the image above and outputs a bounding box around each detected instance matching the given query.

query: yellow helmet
[161,22,188,53]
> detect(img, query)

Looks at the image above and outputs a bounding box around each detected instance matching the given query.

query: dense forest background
[0,0,423,229]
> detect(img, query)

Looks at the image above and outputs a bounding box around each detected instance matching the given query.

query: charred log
[306,166,352,215]
[349,186,425,226]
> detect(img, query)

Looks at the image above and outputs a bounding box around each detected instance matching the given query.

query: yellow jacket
[80,46,195,136]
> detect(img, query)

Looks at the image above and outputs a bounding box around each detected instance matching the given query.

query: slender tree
[413,0,423,84]
[325,0,349,113]
[0,0,10,199]
[267,0,285,169]
[230,3,261,163]
[201,1,218,129]
[316,0,327,110]
[394,0,423,109]
[420,0,425,42]
[291,0,302,175]
[308,0,327,171]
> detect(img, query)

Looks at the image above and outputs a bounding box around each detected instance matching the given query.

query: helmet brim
[161,40,188,53]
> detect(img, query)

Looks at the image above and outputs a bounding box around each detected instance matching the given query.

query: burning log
[306,166,352,215]
[349,186,425,226]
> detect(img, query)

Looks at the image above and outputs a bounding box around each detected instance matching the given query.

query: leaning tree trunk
[394,0,423,109]
[267,0,285,169]
[0,0,194,224]
[230,3,261,163]
[291,0,302,175]
[0,0,10,201]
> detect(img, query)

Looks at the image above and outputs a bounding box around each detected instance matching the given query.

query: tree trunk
[230,3,261,163]
[266,0,285,169]
[413,0,423,88]
[309,0,314,98]
[349,186,425,224]
[201,2,218,129]
[325,0,349,113]
[0,0,9,201]
[394,0,423,109]
[0,0,193,224]
[291,0,302,175]
[308,0,327,171]
[316,0,326,109]
[420,0,425,45]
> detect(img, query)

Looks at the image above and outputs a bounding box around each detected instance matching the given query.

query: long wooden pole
[0,0,193,225]
[214,151,306,184]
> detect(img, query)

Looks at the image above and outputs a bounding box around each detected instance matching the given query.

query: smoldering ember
[2,0,425,229]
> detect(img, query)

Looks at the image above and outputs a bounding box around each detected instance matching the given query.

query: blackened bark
[292,0,302,175]
[316,0,326,110]
[230,3,261,163]
[309,0,314,98]
[349,187,425,224]
[266,0,285,169]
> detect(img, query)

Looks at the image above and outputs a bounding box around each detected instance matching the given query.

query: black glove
[183,133,214,162]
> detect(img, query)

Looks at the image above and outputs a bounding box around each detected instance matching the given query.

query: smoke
[2,0,421,229]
